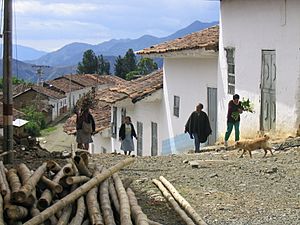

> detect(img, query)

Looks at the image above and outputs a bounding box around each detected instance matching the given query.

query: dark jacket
[119,123,137,140]
[185,111,212,143]
[76,112,96,133]
[227,100,243,123]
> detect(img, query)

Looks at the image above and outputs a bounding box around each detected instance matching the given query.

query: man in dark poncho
[185,103,212,153]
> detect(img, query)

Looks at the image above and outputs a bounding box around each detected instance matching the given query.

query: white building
[65,0,300,154]
[137,27,219,154]
[63,71,163,156]
[218,0,300,138]
[65,27,219,156]
[93,71,163,156]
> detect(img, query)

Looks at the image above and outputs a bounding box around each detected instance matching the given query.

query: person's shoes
[224,141,228,148]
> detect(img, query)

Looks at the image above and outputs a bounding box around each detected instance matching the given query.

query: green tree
[114,55,126,79]
[0,77,27,89]
[123,48,137,72]
[22,105,46,136]
[77,49,98,74]
[114,49,138,79]
[97,55,110,75]
[125,70,140,81]
[137,58,158,75]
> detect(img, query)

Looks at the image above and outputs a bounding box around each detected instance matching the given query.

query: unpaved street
[37,123,300,224]
[91,145,300,225]
[38,122,75,152]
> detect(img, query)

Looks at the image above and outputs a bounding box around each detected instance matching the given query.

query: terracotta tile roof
[13,84,33,96]
[63,105,111,135]
[13,85,66,100]
[137,25,219,55]
[85,74,125,86]
[96,69,163,104]
[63,70,163,135]
[31,86,66,99]
[63,74,97,87]
[46,77,84,92]
[0,102,25,127]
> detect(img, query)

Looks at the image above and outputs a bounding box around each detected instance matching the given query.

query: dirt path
[91,146,300,225]
[38,122,75,152]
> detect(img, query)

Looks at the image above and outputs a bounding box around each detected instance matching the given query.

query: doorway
[260,50,276,131]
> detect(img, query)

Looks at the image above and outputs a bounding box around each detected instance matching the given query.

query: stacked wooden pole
[152,176,207,225]
[0,154,163,225]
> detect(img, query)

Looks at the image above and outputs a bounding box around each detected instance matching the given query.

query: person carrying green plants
[224,94,244,147]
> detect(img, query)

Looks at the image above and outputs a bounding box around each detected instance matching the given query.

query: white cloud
[13,0,219,51]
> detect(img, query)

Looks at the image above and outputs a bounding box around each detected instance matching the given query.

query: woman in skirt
[118,116,137,155]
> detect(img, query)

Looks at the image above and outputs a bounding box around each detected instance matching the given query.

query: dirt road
[38,122,75,152]
[36,123,300,224]
[92,145,300,225]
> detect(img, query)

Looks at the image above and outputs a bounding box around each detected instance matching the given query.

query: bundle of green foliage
[241,98,254,113]
[231,98,254,121]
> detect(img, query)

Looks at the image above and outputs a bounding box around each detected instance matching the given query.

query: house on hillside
[218,0,300,137]
[43,76,87,114]
[13,85,66,123]
[98,70,163,156]
[137,26,219,154]
[44,74,125,113]
[64,71,163,155]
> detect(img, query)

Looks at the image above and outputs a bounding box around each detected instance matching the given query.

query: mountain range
[1,20,218,82]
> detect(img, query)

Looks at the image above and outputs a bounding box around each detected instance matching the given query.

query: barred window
[111,107,117,138]
[173,95,180,117]
[225,48,235,95]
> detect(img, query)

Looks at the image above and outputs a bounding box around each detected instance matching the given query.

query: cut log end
[14,191,27,203]
[54,185,63,194]
[37,199,50,211]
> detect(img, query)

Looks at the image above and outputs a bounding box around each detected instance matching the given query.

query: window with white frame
[173,95,180,117]
[225,48,235,95]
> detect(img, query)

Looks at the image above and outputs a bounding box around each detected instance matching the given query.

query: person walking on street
[185,103,212,153]
[119,116,137,155]
[76,107,95,151]
[224,94,243,147]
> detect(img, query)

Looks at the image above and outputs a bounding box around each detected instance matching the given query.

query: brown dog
[235,135,273,158]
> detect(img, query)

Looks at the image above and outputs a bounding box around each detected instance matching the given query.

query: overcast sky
[13,0,219,52]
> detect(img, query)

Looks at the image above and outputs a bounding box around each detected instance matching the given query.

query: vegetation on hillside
[77,48,157,80]
[115,49,157,80]
[0,77,27,90]
[77,49,110,75]
[22,106,46,136]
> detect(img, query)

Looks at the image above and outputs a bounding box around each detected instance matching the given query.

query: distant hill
[2,20,218,82]
[0,59,76,83]
[28,21,218,67]
[0,44,47,61]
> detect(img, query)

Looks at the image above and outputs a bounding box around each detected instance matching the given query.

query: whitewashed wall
[161,57,218,153]
[108,93,163,156]
[218,0,300,138]
[68,88,90,110]
[49,97,67,121]
[92,131,111,154]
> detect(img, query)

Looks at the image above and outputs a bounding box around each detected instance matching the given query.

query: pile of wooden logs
[153,176,207,225]
[0,154,161,225]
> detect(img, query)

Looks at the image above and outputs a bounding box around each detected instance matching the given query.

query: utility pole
[3,0,13,164]
[32,65,50,86]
